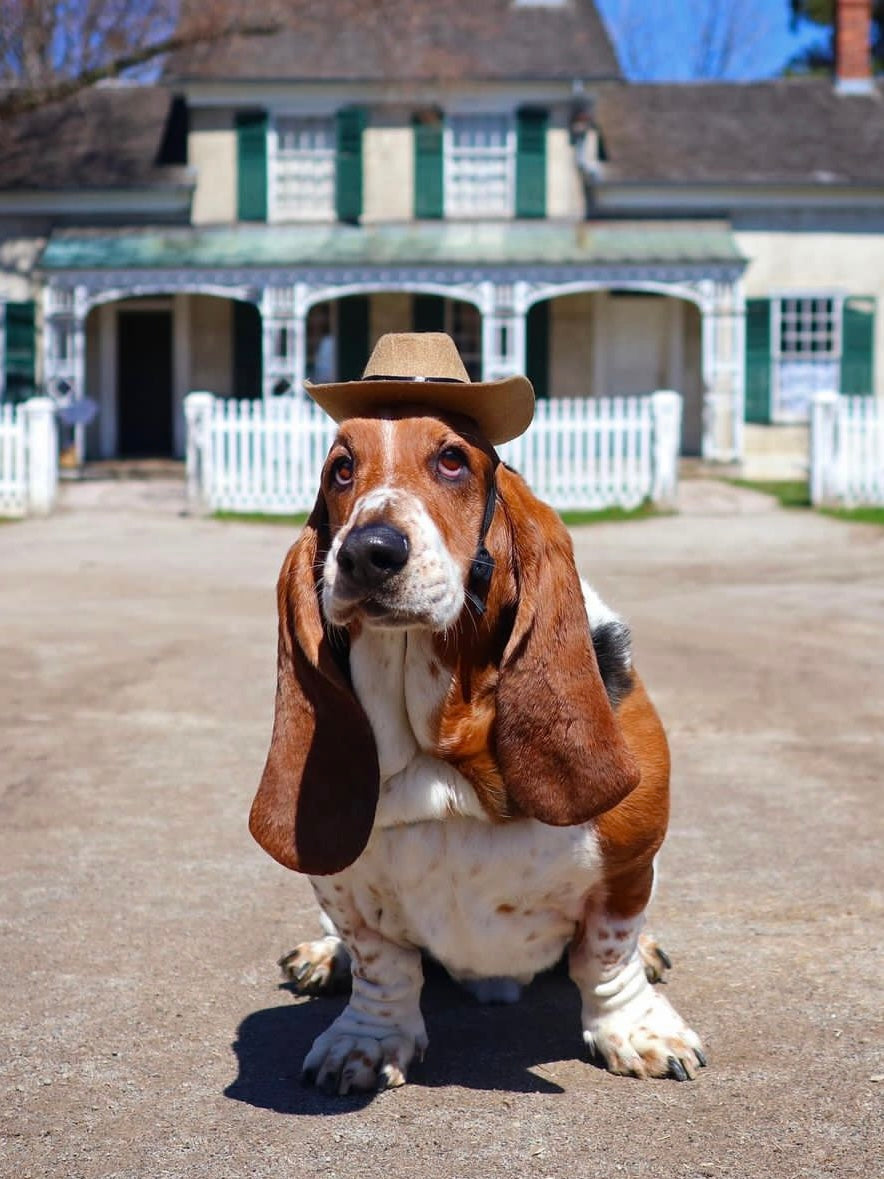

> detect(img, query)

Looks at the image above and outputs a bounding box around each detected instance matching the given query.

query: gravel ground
[1,477,881,1179]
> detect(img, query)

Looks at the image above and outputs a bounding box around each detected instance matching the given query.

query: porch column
[43,283,88,461]
[481,281,526,381]
[261,285,297,398]
[700,278,744,462]
[292,282,310,394]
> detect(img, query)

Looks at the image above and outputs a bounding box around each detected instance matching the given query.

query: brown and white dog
[250,407,705,1094]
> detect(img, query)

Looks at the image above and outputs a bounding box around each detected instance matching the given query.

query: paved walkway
[1,481,881,1178]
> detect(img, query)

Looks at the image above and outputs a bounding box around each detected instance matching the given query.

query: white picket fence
[185,390,682,515]
[811,393,884,506]
[0,398,58,517]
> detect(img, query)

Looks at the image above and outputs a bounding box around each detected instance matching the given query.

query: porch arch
[525,288,706,455]
[297,288,484,386]
[83,292,262,460]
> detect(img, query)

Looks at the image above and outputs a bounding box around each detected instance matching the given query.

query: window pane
[274,116,335,221]
[446,114,513,218]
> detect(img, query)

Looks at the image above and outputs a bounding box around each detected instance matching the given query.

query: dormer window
[445,114,516,219]
[271,115,336,221]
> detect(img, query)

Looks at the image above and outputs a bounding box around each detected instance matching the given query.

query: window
[271,116,336,221]
[773,295,841,421]
[445,114,515,218]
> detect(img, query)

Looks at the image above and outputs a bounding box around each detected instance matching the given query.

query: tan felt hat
[305,332,535,444]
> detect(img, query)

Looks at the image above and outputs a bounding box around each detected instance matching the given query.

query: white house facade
[1,0,882,477]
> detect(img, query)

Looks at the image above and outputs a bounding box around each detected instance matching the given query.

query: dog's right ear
[249,494,379,876]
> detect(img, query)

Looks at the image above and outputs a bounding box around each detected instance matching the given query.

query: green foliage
[723,478,811,507]
[820,505,884,525]
[788,0,884,73]
[559,501,663,525]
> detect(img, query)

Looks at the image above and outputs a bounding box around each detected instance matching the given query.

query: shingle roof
[0,85,190,192]
[167,0,621,83]
[594,79,884,187]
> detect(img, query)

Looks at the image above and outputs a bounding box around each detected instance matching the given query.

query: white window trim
[267,111,337,225]
[769,290,844,424]
[443,112,516,220]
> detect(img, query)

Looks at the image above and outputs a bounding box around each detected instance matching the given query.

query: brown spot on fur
[497,903,516,914]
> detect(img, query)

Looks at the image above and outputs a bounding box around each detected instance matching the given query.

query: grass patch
[559,500,663,526]
[820,505,884,526]
[212,504,661,528]
[213,511,309,527]
[722,478,811,508]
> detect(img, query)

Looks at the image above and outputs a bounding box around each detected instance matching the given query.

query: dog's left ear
[249,494,379,875]
[493,467,640,825]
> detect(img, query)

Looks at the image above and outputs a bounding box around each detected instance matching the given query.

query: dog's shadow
[224,958,586,1113]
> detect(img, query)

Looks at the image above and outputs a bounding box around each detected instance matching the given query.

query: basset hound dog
[250,337,704,1095]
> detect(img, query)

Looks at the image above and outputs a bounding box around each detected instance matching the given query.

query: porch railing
[811,392,884,507]
[184,390,683,516]
[0,398,58,517]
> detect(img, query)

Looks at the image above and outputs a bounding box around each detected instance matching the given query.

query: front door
[117,310,173,456]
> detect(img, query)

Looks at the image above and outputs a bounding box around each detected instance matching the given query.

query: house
[0,0,882,477]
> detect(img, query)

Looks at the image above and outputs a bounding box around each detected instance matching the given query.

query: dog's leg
[300,883,426,1095]
[569,866,705,1081]
[279,909,352,995]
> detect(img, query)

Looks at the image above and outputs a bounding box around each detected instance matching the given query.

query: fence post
[810,391,839,507]
[650,390,683,509]
[184,392,216,514]
[22,397,58,515]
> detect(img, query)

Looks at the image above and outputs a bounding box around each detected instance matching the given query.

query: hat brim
[303,375,535,445]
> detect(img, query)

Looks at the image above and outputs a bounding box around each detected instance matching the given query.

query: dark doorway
[117,310,173,456]
[233,301,262,398]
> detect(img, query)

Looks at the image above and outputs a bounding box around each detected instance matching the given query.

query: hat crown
[362,332,470,384]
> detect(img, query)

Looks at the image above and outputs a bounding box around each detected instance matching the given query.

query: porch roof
[40,220,743,273]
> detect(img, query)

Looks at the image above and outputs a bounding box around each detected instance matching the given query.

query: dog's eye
[437,447,467,479]
[332,456,354,487]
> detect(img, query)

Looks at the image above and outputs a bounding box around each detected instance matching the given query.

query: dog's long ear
[249,496,379,875]
[493,467,640,825]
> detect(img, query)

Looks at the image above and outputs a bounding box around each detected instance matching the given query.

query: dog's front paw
[584,989,706,1081]
[302,1010,428,1095]
[279,935,351,996]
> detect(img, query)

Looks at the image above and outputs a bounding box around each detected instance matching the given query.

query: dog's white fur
[292,584,701,1093]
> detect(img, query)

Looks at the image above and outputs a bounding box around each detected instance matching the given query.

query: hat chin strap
[467,478,497,616]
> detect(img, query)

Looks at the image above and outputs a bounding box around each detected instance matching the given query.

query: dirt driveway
[1,478,881,1178]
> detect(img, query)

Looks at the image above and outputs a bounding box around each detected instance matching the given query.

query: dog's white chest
[342,626,604,981]
[349,628,448,778]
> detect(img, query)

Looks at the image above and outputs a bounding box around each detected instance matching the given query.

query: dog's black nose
[337,524,409,590]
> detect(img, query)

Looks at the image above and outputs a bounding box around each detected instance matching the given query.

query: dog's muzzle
[336,524,410,595]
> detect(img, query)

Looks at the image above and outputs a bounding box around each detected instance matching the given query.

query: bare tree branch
[0,1,281,118]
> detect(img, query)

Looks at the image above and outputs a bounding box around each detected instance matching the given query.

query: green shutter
[236,110,267,222]
[336,296,370,382]
[516,108,547,219]
[413,294,445,332]
[4,300,36,403]
[840,296,875,395]
[745,298,771,424]
[526,301,549,400]
[336,107,365,224]
[413,113,443,219]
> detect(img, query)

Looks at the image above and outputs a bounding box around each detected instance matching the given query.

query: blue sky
[595,0,825,81]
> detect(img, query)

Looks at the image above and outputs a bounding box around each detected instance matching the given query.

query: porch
[39,220,747,462]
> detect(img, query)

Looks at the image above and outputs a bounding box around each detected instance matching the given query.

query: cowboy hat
[305,332,535,444]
